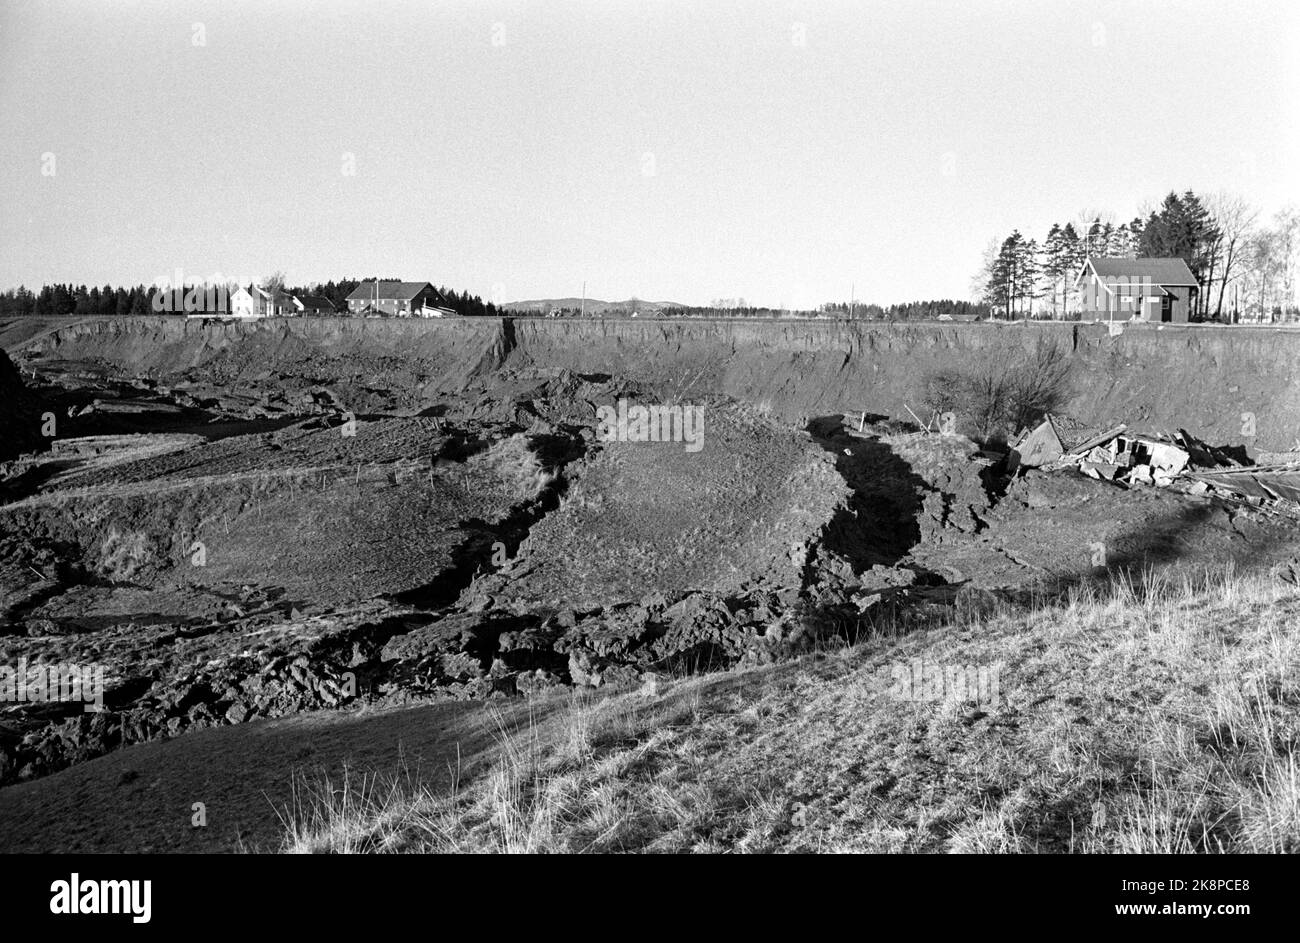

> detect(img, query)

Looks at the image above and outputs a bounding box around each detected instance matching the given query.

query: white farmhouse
[229,285,305,318]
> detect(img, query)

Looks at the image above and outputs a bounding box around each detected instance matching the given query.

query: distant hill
[501,298,685,315]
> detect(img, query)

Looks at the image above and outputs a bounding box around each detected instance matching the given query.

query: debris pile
[1009,415,1300,510]
[1187,464,1300,504]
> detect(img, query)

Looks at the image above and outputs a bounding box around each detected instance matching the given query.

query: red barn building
[345,280,454,317]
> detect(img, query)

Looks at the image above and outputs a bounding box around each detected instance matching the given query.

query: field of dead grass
[280,565,1300,853]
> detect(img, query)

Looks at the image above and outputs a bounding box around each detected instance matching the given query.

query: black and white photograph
[0,0,1297,910]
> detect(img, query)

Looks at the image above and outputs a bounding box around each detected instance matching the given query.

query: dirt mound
[897,463,1300,592]
[806,418,1300,594]
[438,367,648,431]
[880,432,994,539]
[0,415,591,783]
[0,418,573,624]
[484,406,849,612]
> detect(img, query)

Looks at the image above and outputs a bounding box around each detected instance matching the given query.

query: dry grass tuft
[469,434,556,501]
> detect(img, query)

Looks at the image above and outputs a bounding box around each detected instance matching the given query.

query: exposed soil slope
[11,315,1300,450]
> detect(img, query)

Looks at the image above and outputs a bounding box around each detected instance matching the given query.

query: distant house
[229,285,304,318]
[345,280,455,317]
[297,294,337,316]
[1075,257,1199,323]
[227,286,259,318]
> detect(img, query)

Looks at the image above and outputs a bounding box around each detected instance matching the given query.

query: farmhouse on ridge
[345,280,457,317]
[229,285,304,318]
[1075,257,1200,323]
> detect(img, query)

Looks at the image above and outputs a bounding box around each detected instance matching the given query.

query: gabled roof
[345,280,439,302]
[1082,257,1198,287]
[297,294,336,311]
[1028,415,1120,455]
[253,286,300,306]
[236,285,297,301]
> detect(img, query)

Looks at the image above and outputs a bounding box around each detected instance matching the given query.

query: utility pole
[849,282,855,319]
[581,281,586,318]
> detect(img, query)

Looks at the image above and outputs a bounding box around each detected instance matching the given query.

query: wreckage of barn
[1008,415,1300,509]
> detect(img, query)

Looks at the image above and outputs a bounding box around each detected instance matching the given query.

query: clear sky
[1,0,1296,307]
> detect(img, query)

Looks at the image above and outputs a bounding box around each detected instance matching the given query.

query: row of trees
[817,299,993,320]
[0,283,155,319]
[646,299,993,320]
[0,277,501,319]
[978,191,1300,322]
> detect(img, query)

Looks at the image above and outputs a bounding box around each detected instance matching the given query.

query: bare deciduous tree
[260,271,287,292]
[1240,208,1300,321]
[1205,193,1259,320]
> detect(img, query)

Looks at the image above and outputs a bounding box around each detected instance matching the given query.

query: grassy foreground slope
[286,566,1300,853]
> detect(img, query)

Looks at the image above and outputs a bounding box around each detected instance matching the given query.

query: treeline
[818,299,993,320]
[0,283,154,319]
[980,191,1299,322]
[619,299,992,320]
[656,304,817,318]
[0,278,500,318]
